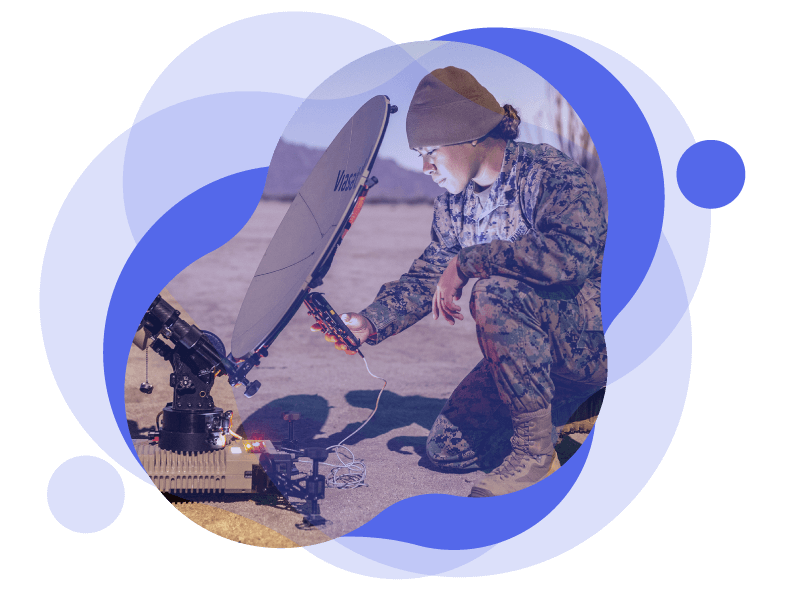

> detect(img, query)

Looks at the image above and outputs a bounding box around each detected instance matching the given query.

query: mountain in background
[263,139,441,202]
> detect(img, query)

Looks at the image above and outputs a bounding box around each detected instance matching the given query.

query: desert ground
[125,199,593,547]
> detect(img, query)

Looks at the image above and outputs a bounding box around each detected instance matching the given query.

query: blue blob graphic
[40,17,745,578]
[48,456,124,533]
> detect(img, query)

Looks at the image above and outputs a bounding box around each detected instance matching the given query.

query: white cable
[294,353,387,489]
[336,354,387,447]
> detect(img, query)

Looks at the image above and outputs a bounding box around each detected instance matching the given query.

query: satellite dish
[231,95,394,360]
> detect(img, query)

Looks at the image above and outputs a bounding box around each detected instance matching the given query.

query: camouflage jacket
[361,141,607,344]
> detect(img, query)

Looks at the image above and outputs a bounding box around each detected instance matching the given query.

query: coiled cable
[296,353,387,489]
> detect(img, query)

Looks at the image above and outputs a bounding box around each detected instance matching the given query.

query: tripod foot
[303,513,326,526]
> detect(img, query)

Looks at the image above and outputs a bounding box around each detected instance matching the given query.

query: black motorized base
[158,405,223,452]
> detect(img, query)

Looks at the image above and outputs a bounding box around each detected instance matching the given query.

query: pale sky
[280,40,581,173]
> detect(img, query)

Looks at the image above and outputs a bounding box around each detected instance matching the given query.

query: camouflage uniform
[360,141,608,474]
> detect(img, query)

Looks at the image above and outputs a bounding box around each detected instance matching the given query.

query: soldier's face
[414,141,481,194]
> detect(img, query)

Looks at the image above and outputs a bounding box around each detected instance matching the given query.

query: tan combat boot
[468,408,560,497]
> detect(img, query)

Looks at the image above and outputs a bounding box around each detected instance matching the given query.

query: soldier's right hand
[310,312,376,355]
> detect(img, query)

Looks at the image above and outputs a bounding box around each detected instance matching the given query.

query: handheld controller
[304,292,363,356]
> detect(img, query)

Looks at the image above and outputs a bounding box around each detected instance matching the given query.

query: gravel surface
[126,200,588,546]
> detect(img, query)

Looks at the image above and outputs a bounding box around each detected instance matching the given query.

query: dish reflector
[231,96,392,359]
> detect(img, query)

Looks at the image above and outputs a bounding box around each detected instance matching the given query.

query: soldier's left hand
[433,256,468,325]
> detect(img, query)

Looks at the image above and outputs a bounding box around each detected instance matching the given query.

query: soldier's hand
[433,256,468,325]
[310,312,376,355]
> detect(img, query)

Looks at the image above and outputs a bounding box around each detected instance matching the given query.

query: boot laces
[494,449,530,479]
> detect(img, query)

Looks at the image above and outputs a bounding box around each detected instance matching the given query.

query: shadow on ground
[234,387,603,492]
[238,390,447,451]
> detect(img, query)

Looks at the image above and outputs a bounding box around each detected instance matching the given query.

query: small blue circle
[47,456,124,533]
[677,140,745,208]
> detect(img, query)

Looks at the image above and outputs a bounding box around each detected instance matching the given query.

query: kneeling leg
[426,359,512,471]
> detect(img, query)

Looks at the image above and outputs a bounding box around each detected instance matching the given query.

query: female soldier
[326,66,607,497]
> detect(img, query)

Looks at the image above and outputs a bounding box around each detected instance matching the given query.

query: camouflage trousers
[426,277,608,471]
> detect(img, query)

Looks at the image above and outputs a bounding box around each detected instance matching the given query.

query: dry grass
[171,502,299,548]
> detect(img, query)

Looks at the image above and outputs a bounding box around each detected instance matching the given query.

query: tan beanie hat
[406,66,505,149]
